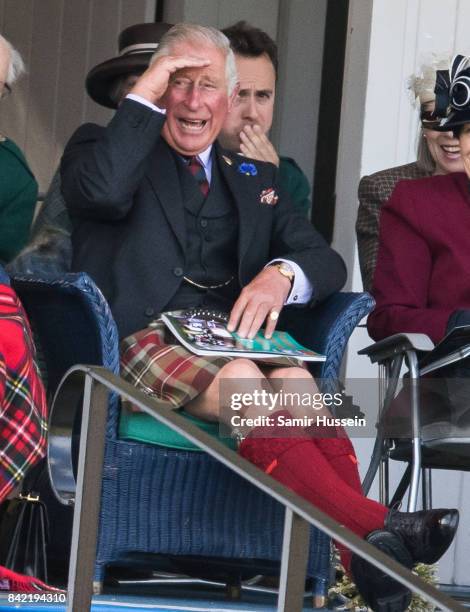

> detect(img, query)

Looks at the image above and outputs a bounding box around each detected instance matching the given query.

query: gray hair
[151,23,238,95]
[0,35,25,85]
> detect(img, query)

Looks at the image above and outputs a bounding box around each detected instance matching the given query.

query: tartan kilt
[0,286,48,503]
[120,319,304,409]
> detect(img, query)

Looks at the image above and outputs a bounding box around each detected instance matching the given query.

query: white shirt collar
[194,145,213,184]
[196,145,212,171]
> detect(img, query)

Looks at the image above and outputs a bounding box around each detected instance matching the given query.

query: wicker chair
[11,272,374,602]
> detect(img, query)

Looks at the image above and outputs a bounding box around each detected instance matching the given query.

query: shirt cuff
[266,259,313,305]
[126,93,165,114]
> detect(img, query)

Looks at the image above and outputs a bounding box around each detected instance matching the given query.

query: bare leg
[185,358,267,422]
[264,366,333,419]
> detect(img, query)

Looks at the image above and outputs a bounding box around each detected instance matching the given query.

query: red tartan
[120,319,305,409]
[0,285,47,503]
[120,320,230,408]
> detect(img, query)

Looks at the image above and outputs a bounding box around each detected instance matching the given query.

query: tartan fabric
[120,319,304,408]
[120,320,231,409]
[356,162,429,291]
[0,285,47,502]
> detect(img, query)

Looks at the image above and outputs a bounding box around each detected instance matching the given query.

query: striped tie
[186,156,209,197]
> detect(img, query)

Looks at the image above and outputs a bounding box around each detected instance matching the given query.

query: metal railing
[62,365,464,612]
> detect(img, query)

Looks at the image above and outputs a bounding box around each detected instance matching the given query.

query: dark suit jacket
[61,99,346,338]
[356,162,429,291]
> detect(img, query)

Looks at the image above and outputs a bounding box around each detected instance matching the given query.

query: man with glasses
[219,21,311,217]
[0,34,37,264]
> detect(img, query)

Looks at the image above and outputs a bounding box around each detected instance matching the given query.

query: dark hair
[222,21,278,76]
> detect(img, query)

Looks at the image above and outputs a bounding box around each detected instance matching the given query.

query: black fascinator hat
[437,55,470,131]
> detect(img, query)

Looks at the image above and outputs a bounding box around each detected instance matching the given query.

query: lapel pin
[222,155,233,166]
[260,188,279,205]
[238,162,258,176]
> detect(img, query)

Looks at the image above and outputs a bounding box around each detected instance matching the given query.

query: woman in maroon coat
[369,55,470,430]
[369,55,470,344]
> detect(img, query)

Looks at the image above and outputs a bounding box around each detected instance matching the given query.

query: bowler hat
[86,22,172,109]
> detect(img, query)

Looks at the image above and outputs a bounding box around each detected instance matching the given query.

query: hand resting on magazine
[227,266,291,340]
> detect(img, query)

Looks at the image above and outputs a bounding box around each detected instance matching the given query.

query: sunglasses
[420,109,443,131]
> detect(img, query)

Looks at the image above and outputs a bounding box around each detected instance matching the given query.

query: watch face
[278,263,294,280]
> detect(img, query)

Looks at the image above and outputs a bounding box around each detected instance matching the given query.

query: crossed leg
[184,357,386,571]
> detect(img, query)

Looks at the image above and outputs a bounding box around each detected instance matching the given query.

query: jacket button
[173,267,183,277]
[200,219,208,228]
[145,307,155,317]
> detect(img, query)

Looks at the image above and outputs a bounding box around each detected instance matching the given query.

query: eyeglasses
[0,83,11,100]
[420,109,443,131]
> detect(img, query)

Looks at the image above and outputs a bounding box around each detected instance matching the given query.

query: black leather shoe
[350,530,412,612]
[386,508,459,564]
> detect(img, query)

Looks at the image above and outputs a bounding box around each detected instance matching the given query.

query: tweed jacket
[61,99,346,339]
[356,161,429,291]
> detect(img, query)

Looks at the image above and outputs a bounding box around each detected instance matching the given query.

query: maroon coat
[368,172,470,343]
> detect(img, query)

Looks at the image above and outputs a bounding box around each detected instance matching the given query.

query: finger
[247,303,272,339]
[239,129,260,151]
[242,124,265,149]
[237,302,261,338]
[240,142,263,162]
[167,57,211,76]
[241,126,273,159]
[227,294,247,332]
[264,309,280,339]
[240,132,265,161]
[249,126,279,165]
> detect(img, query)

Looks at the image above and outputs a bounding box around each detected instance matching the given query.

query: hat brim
[86,53,152,109]
[436,109,470,132]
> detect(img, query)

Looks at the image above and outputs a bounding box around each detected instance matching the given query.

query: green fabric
[119,405,237,451]
[0,138,38,263]
[279,156,311,218]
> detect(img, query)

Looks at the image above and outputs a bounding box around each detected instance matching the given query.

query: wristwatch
[271,261,295,284]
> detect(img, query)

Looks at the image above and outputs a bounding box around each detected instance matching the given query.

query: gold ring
[269,310,279,322]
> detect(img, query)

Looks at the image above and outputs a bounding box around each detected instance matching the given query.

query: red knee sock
[312,435,363,495]
[239,415,387,570]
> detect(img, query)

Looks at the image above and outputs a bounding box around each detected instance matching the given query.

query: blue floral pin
[238,162,258,176]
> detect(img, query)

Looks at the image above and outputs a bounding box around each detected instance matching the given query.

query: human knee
[268,366,313,381]
[218,358,263,380]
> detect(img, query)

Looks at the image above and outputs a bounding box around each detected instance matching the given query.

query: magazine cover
[161,310,325,362]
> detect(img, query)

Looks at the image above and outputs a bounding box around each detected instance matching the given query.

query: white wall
[337,0,470,585]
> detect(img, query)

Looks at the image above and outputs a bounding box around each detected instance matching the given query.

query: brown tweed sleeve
[356,163,428,291]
